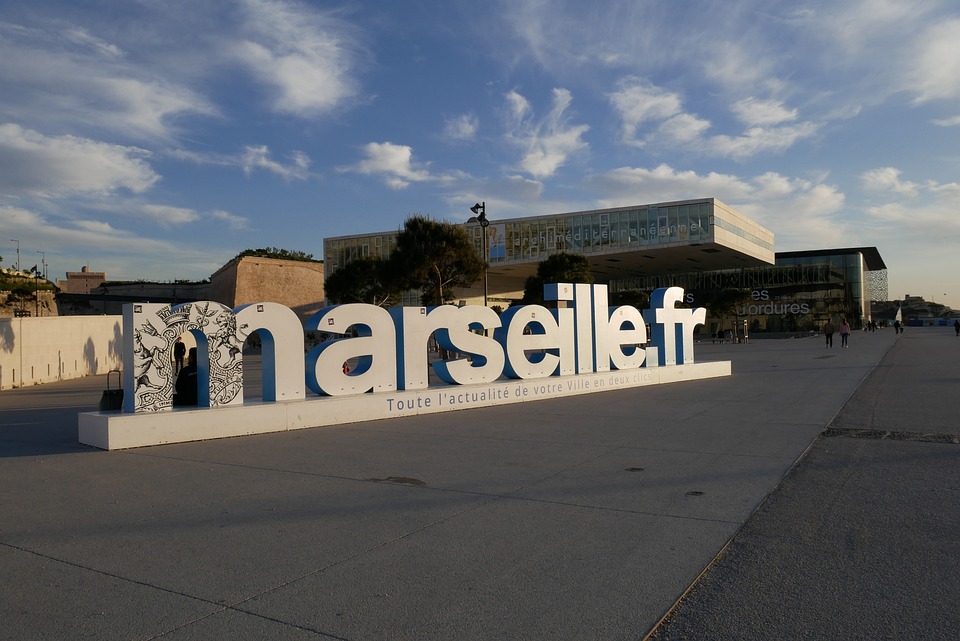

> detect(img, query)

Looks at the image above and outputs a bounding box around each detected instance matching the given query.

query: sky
[2,0,959,306]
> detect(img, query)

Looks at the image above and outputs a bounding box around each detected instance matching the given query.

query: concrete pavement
[647,327,960,640]
[1,326,955,640]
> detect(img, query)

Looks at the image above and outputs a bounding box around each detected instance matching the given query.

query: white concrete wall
[0,316,124,389]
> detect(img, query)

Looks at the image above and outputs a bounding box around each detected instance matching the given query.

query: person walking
[823,318,835,348]
[954,319,959,337]
[840,318,851,348]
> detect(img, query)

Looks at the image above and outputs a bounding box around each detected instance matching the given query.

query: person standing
[840,318,851,348]
[823,318,835,348]
[954,319,959,337]
[173,347,198,406]
[173,337,186,373]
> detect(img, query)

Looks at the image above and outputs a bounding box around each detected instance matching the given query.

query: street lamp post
[470,202,489,307]
[36,250,46,317]
[10,238,19,272]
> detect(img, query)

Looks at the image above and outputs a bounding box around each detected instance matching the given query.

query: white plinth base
[78,361,731,450]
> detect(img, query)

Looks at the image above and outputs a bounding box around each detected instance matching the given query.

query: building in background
[56,266,107,294]
[55,256,324,321]
[325,198,888,336]
[325,197,776,307]
[209,255,325,320]
[613,247,887,336]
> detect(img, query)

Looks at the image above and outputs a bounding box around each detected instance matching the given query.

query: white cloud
[0,22,216,142]
[932,115,960,127]
[707,121,821,160]
[588,164,755,205]
[701,40,780,93]
[0,203,42,229]
[241,145,311,180]
[658,114,711,144]
[1,203,154,251]
[906,18,960,103]
[608,77,819,159]
[234,0,366,117]
[444,114,479,142]
[342,142,432,189]
[586,163,847,249]
[134,204,249,230]
[861,167,921,197]
[210,209,249,231]
[0,124,159,197]
[861,168,960,235]
[141,204,199,226]
[731,98,798,127]
[608,78,684,145]
[73,219,123,235]
[63,27,124,58]
[504,88,589,179]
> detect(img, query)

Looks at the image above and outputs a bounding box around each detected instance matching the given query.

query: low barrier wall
[0,316,124,390]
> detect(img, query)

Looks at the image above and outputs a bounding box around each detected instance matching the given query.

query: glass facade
[323,199,760,274]
[610,250,884,335]
[472,201,717,264]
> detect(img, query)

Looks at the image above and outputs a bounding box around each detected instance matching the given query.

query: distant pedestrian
[894,319,902,334]
[840,318,851,348]
[823,319,835,348]
[954,319,959,337]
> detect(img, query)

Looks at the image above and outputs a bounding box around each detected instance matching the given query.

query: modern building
[614,247,887,336]
[324,197,776,305]
[324,197,888,336]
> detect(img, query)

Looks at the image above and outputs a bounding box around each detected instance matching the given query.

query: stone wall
[0,290,58,318]
[211,256,325,320]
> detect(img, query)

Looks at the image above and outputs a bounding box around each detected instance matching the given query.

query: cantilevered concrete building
[324,197,775,306]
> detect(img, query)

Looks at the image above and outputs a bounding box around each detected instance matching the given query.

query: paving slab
[238,500,739,641]
[647,328,960,640]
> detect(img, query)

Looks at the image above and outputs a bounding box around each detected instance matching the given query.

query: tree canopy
[323,257,402,307]
[234,247,317,262]
[391,215,485,306]
[522,252,594,304]
[610,288,650,310]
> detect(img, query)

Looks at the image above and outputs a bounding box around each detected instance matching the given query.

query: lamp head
[470,203,482,215]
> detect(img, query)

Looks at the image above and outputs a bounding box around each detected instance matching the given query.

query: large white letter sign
[123,303,175,412]
[123,301,244,412]
[431,306,504,385]
[234,303,305,402]
[391,305,503,389]
[606,304,648,370]
[573,284,595,374]
[87,285,734,450]
[590,284,613,373]
[171,301,245,407]
[543,283,577,376]
[495,305,565,379]
[643,287,706,365]
[305,304,397,396]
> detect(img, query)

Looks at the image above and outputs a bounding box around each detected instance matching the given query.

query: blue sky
[2,0,959,306]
